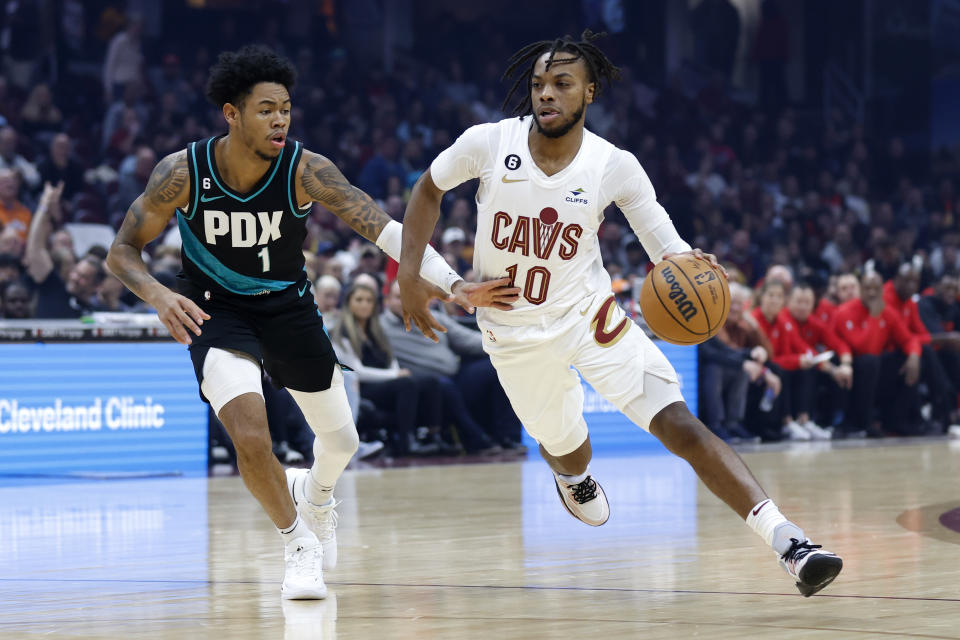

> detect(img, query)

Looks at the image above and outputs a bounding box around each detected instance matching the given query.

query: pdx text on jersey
[202,209,283,248]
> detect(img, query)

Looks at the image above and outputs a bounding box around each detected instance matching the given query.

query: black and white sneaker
[553,474,610,526]
[779,537,843,596]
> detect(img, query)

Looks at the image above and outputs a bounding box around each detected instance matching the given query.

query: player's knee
[230,424,274,460]
[649,401,707,457]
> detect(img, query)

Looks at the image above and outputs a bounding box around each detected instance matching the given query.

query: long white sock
[278,515,312,547]
[745,499,804,555]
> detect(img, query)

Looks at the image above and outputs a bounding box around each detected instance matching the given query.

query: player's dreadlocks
[501,29,621,117]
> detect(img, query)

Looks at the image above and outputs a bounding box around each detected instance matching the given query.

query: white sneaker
[949,424,960,439]
[783,420,813,441]
[355,439,384,460]
[801,420,832,440]
[286,468,339,570]
[778,537,843,597]
[281,536,327,600]
[553,473,609,526]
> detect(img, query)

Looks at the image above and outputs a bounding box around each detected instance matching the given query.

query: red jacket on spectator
[751,307,814,370]
[833,299,921,356]
[778,308,852,358]
[815,298,836,327]
[882,281,931,347]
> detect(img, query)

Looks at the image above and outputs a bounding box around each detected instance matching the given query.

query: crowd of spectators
[1,4,958,453]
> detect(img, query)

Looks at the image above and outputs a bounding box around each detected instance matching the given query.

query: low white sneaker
[783,420,813,441]
[355,440,384,460]
[281,536,327,600]
[801,420,832,440]
[286,468,339,570]
[554,473,609,526]
[778,537,843,597]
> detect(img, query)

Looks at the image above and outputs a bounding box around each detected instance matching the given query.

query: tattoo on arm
[146,152,189,205]
[302,155,389,241]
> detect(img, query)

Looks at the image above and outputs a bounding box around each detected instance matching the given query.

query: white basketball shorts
[482,294,684,456]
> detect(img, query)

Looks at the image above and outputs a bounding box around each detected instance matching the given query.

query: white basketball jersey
[470,116,615,326]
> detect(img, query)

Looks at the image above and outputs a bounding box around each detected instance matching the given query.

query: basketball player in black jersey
[107,45,518,599]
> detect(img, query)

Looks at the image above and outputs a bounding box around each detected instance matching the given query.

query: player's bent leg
[644,400,842,596]
[540,435,609,527]
[286,367,358,570]
[202,348,325,598]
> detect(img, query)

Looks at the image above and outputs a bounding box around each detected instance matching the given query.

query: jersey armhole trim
[180,142,200,220]
[288,141,310,218]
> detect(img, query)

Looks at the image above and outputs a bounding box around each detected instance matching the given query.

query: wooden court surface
[1,438,959,639]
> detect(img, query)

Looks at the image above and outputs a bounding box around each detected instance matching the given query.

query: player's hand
[450,277,521,313]
[764,370,782,395]
[901,353,921,386]
[152,289,210,345]
[742,359,764,382]
[833,362,853,389]
[662,248,728,279]
[397,271,449,343]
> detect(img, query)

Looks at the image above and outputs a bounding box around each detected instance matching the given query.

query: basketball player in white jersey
[398,31,842,596]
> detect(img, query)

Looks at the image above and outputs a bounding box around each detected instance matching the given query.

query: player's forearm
[376,220,462,293]
[399,172,443,279]
[106,243,167,307]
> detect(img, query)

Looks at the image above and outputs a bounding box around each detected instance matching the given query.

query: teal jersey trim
[177,213,294,294]
[180,142,200,221]
[289,141,311,218]
[205,137,284,203]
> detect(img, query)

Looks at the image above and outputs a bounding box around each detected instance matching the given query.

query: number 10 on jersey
[505,264,551,305]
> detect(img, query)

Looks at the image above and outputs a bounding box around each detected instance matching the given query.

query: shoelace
[568,477,598,504]
[781,537,822,564]
[288,544,323,577]
[304,501,340,541]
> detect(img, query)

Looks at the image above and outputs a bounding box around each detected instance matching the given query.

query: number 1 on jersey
[257,246,270,272]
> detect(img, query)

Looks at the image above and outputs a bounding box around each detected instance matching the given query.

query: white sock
[557,468,589,485]
[745,499,804,555]
[278,515,312,547]
[306,471,334,506]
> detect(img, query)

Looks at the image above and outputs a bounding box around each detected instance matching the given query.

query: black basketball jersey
[176,135,310,296]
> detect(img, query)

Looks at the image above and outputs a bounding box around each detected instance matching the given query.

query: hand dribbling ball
[639,255,730,345]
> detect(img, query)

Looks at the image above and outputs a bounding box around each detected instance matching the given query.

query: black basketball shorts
[177,276,339,403]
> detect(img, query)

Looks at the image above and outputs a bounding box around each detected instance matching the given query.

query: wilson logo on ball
[661,265,699,321]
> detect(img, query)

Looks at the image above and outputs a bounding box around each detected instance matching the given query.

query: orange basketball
[639,255,730,345]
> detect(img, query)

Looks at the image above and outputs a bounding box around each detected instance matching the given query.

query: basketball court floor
[1,438,958,639]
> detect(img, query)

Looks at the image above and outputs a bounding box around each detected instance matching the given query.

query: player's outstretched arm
[106,151,210,345]
[297,151,518,339]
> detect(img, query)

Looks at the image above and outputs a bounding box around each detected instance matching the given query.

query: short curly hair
[205,45,297,108]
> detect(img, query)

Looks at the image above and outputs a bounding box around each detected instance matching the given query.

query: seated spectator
[834,272,861,306]
[0,127,40,193]
[833,271,923,437]
[37,134,86,203]
[782,282,853,430]
[23,182,103,317]
[1,279,32,318]
[20,83,63,138]
[0,252,23,287]
[815,274,841,326]
[885,263,960,429]
[381,280,521,454]
[314,274,342,322]
[751,280,826,440]
[0,168,32,242]
[699,282,779,442]
[0,227,24,262]
[91,272,131,312]
[330,281,442,456]
[918,273,960,397]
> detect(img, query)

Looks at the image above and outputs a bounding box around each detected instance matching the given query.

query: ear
[585,82,596,105]
[222,102,240,127]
